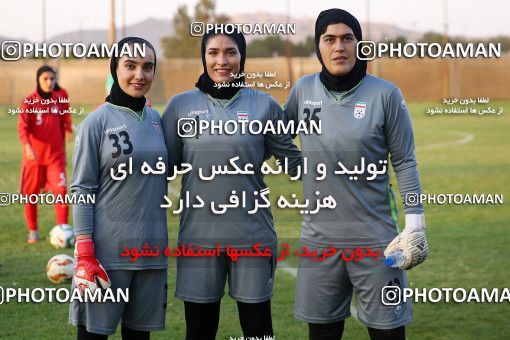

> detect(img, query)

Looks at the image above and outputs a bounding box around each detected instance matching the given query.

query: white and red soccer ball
[46,254,75,284]
[49,224,75,248]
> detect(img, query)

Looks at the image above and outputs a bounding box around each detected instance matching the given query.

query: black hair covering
[195,30,246,100]
[36,65,56,99]
[315,8,367,92]
[106,37,156,112]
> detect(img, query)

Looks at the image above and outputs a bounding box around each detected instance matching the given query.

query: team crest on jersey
[354,101,367,119]
[237,111,249,121]
[51,106,59,114]
[151,120,161,134]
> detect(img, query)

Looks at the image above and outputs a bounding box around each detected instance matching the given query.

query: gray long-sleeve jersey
[284,73,423,248]
[71,103,168,270]
[162,88,302,249]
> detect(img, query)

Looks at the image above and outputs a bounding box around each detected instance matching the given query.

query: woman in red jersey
[17,65,72,243]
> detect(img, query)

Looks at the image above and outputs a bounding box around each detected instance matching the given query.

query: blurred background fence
[1,55,509,105]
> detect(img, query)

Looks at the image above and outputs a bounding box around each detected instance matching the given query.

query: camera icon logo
[2,41,21,61]
[357,41,376,61]
[190,22,205,37]
[178,118,198,138]
[0,193,11,206]
[405,193,419,207]
[381,285,401,306]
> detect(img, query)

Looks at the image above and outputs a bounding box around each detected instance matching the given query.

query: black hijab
[315,8,367,92]
[106,37,156,112]
[195,30,246,100]
[36,65,56,99]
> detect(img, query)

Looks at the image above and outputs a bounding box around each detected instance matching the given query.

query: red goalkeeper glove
[73,239,111,295]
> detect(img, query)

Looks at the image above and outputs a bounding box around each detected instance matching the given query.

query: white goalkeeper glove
[384,214,429,270]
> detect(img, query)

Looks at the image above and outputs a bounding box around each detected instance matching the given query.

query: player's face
[116,45,155,98]
[38,71,56,93]
[319,23,357,76]
[205,35,241,83]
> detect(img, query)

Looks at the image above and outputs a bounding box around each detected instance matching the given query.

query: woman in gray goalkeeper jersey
[69,37,168,339]
[284,9,429,340]
[162,30,301,339]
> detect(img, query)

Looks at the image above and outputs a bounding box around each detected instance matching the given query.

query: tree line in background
[160,0,228,58]
[160,0,510,59]
[158,0,319,58]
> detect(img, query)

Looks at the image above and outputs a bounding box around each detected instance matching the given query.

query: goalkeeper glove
[73,239,111,295]
[384,214,429,270]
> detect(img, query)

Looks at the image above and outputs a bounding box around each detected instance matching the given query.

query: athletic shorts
[69,269,167,335]
[20,162,67,194]
[175,249,276,303]
[294,245,412,329]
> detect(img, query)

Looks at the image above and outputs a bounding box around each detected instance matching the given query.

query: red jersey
[17,89,72,165]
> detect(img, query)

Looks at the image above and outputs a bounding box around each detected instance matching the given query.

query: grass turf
[0,100,509,339]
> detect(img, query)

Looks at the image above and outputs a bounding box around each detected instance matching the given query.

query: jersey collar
[203,88,244,109]
[321,74,367,103]
[106,102,146,121]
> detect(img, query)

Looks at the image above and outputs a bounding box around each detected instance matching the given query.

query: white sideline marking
[418,130,474,150]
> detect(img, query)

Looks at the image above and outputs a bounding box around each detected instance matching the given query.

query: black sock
[77,325,108,340]
[237,300,274,338]
[367,326,405,340]
[184,300,221,340]
[121,324,150,340]
[308,320,345,340]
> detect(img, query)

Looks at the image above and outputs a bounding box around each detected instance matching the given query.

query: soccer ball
[49,224,75,248]
[46,254,75,284]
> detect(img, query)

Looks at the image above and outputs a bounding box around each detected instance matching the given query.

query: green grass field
[0,100,509,339]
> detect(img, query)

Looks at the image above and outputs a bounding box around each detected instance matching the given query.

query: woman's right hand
[74,239,111,295]
[24,144,36,161]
